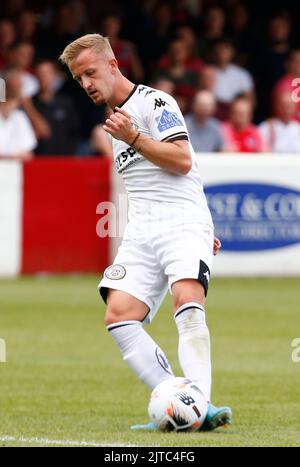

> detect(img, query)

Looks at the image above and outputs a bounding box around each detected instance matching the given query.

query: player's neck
[108,75,136,110]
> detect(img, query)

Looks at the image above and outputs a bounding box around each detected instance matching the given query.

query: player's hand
[103,106,137,144]
[213,237,222,256]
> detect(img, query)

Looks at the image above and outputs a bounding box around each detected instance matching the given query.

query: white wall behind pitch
[0,162,22,276]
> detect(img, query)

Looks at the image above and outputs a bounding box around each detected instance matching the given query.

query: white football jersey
[113,84,213,225]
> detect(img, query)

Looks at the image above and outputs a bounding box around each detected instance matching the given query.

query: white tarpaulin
[0,161,22,276]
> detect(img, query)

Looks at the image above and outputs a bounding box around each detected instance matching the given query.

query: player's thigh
[99,236,167,325]
[105,289,149,325]
[155,222,214,312]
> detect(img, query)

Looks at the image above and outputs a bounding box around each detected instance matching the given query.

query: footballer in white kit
[60,33,232,432]
[99,84,214,323]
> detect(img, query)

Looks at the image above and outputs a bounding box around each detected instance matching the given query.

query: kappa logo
[154,98,168,110]
[156,109,183,132]
[138,86,156,98]
[145,89,156,97]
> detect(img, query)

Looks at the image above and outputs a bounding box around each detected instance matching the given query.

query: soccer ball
[148,377,208,432]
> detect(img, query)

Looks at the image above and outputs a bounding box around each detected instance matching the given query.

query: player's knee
[172,280,206,311]
[173,293,205,312]
[104,305,127,326]
[173,296,198,311]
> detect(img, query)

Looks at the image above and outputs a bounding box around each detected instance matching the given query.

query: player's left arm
[103,107,192,176]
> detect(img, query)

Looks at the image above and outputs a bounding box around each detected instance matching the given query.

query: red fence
[22,157,111,274]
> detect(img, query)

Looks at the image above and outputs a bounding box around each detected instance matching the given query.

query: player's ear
[109,58,118,74]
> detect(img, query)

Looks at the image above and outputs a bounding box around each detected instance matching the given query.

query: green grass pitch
[0,275,299,447]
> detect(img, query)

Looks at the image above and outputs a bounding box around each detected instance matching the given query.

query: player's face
[70,49,117,105]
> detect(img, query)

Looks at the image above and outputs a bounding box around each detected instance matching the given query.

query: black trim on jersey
[166,135,189,143]
[117,84,138,108]
[161,131,189,143]
[174,305,204,320]
[99,285,109,304]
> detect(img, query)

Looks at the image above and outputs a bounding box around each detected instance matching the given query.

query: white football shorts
[99,201,214,324]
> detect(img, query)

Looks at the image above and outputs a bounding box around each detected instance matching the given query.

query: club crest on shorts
[104,264,126,280]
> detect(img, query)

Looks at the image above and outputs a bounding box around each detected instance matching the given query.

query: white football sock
[174,302,211,401]
[107,320,174,389]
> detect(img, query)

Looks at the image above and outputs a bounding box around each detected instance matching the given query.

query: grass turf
[0,275,299,447]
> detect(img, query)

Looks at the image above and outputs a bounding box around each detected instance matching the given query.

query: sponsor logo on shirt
[156,109,183,132]
[115,147,143,173]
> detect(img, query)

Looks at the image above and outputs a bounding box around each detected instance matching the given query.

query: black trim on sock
[107,322,138,332]
[174,305,204,320]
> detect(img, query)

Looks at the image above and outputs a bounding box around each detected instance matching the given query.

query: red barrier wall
[22,157,110,273]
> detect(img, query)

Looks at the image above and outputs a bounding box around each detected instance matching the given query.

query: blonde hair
[59,33,115,68]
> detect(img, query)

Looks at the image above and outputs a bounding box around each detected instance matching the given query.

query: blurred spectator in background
[174,24,205,72]
[17,10,38,42]
[221,96,267,152]
[198,64,217,93]
[273,49,300,122]
[0,19,17,70]
[100,13,144,82]
[0,0,26,19]
[150,76,175,95]
[91,124,113,158]
[37,1,89,60]
[259,91,300,153]
[0,68,36,160]
[59,71,106,155]
[154,38,201,112]
[251,14,292,122]
[198,65,217,93]
[211,37,255,120]
[197,6,226,61]
[90,105,113,158]
[142,1,173,77]
[32,60,80,156]
[7,40,39,97]
[185,90,224,152]
[228,3,253,67]
[1,0,299,158]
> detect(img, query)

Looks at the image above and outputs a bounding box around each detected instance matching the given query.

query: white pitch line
[0,436,141,447]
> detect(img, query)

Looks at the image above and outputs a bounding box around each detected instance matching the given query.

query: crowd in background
[1,0,300,160]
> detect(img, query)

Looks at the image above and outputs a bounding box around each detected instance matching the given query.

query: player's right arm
[104,106,192,175]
